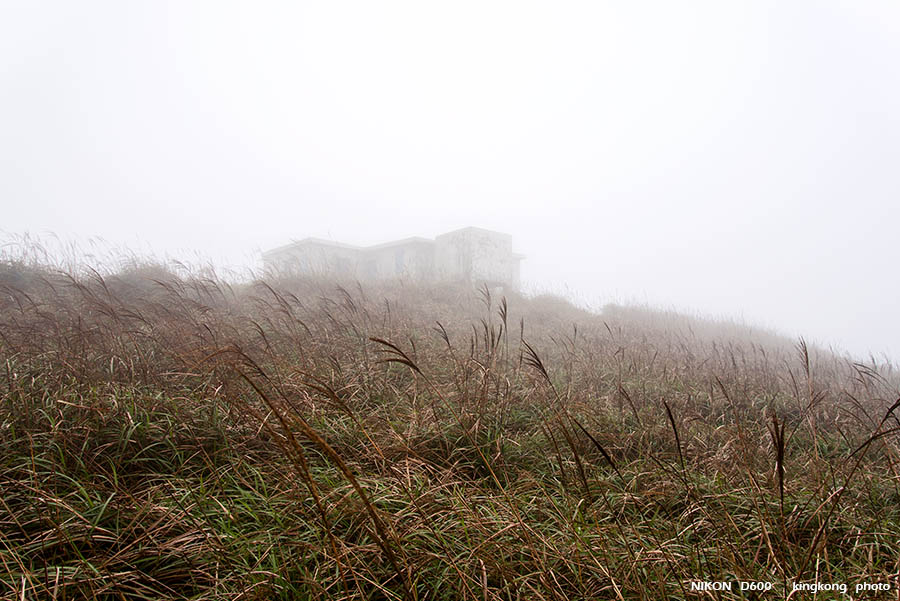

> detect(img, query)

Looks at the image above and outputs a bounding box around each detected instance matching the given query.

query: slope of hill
[1,261,898,600]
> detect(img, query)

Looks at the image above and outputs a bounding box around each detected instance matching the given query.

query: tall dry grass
[0,252,898,600]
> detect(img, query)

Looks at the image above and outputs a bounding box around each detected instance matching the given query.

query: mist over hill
[2,253,899,599]
[4,1,900,595]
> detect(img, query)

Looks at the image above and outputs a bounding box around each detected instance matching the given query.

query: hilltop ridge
[1,258,898,599]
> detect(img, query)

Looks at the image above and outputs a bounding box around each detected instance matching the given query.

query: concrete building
[263,227,523,289]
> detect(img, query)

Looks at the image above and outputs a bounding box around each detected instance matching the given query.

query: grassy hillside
[1,260,898,600]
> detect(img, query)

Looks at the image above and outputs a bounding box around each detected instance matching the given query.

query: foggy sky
[2,1,899,361]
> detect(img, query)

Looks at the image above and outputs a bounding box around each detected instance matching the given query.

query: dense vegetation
[1,259,898,599]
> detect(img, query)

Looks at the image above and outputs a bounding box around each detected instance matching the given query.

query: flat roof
[436,226,512,238]
[366,236,433,251]
[264,227,520,257]
[263,237,363,257]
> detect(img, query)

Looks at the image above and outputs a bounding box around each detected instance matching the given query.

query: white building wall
[366,241,435,281]
[263,241,361,278]
[435,228,519,288]
[264,228,521,289]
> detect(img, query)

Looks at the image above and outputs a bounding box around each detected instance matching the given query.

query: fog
[2,1,899,361]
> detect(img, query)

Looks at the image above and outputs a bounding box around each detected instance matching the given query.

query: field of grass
[1,259,898,600]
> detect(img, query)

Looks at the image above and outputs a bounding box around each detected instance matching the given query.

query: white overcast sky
[2,1,899,361]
